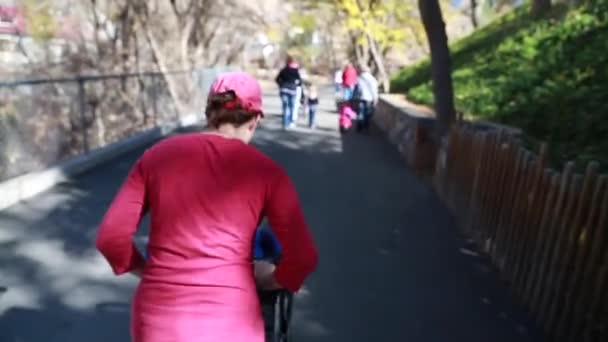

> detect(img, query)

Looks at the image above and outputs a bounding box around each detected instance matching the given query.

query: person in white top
[353,64,379,132]
[333,69,343,92]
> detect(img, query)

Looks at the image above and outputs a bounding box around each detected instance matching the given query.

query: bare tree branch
[169,0,195,19]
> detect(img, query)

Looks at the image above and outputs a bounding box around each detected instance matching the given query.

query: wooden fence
[434,124,608,342]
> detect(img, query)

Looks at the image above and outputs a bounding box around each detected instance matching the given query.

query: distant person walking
[341,62,358,101]
[275,56,302,129]
[333,68,343,92]
[293,81,304,124]
[353,64,379,132]
[306,84,319,129]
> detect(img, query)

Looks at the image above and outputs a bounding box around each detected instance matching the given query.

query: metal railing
[0,66,236,182]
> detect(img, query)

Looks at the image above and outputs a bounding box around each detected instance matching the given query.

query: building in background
[0,1,27,67]
[0,0,115,73]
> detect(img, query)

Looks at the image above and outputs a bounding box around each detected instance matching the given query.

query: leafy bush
[391,2,608,169]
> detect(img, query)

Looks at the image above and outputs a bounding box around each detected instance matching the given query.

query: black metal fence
[0,67,236,182]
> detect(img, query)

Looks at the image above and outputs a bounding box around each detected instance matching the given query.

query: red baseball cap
[209,71,264,117]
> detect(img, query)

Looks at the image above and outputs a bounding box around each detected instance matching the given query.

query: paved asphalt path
[0,87,543,341]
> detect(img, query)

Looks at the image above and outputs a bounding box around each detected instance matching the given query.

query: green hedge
[391,2,608,169]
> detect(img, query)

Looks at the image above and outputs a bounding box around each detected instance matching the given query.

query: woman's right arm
[265,171,318,293]
[96,157,148,276]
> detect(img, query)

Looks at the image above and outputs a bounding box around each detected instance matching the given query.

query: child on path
[339,102,357,134]
[306,85,319,129]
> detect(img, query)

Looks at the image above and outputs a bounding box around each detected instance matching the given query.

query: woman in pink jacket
[96,71,319,342]
[341,62,358,100]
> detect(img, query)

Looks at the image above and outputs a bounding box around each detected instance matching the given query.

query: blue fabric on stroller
[254,226,293,342]
[254,225,282,261]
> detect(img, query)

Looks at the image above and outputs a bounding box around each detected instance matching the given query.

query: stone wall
[372,94,523,180]
[372,94,438,178]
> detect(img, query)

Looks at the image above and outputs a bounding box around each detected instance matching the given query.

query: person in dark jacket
[275,56,302,130]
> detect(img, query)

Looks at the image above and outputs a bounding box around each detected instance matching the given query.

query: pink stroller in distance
[339,102,357,134]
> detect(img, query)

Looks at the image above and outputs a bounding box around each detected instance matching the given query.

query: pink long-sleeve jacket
[96,133,318,342]
[342,64,358,88]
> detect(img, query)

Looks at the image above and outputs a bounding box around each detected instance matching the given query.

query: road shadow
[0,141,150,341]
[0,103,345,341]
[0,294,132,342]
[336,116,544,342]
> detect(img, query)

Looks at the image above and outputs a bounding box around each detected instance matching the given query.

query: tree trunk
[532,0,552,16]
[350,33,366,67]
[470,0,479,28]
[365,33,389,93]
[136,12,187,121]
[180,16,196,71]
[353,0,389,92]
[418,0,456,137]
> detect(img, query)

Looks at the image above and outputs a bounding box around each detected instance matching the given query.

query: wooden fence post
[511,144,548,297]
[529,162,575,315]
[501,151,534,280]
[478,131,504,252]
[485,134,512,259]
[536,173,582,330]
[556,175,607,340]
[465,132,483,236]
[521,171,559,305]
[544,163,599,335]
[471,132,497,246]
[573,179,608,341]
[491,147,525,266]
